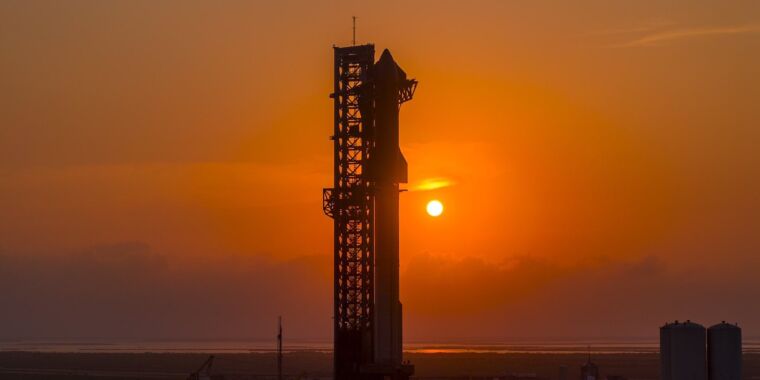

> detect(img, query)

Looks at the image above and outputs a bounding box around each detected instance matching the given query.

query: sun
[426,200,444,217]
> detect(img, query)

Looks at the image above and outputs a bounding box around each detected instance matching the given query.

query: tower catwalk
[323,44,417,380]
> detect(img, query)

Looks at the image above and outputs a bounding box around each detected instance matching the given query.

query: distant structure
[660,320,707,380]
[708,322,742,380]
[580,354,599,380]
[187,355,222,380]
[322,43,417,380]
[278,316,283,380]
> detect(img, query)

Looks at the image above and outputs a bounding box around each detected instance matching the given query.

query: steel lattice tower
[323,44,376,379]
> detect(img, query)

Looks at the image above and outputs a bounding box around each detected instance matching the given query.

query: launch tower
[323,44,416,380]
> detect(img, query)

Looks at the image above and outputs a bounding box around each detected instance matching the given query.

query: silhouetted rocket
[372,49,409,367]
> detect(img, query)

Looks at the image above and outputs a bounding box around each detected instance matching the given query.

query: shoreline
[2,351,759,380]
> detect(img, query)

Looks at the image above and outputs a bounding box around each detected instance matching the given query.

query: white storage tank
[708,322,742,380]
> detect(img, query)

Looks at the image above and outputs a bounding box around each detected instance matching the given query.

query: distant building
[660,320,707,380]
[581,356,599,380]
[708,322,742,380]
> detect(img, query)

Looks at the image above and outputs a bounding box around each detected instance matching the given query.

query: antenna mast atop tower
[352,16,356,45]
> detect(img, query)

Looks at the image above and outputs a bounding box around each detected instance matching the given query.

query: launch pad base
[360,363,415,380]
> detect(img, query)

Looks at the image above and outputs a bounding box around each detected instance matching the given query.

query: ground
[0,352,758,379]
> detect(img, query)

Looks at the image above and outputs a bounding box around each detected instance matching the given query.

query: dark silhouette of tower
[581,353,599,380]
[323,44,417,380]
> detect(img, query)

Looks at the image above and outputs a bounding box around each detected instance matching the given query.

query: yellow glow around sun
[426,200,444,217]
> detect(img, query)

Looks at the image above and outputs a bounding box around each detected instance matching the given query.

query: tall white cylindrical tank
[661,320,706,380]
[708,322,742,380]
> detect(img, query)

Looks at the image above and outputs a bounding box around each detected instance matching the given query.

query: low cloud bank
[1,243,758,341]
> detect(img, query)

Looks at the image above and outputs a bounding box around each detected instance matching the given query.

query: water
[2,339,760,354]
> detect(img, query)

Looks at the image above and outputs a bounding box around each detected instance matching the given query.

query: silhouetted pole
[277,316,282,380]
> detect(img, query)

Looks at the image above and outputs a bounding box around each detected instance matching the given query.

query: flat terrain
[1,352,759,380]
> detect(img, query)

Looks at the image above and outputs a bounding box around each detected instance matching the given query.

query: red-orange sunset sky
[2,1,760,342]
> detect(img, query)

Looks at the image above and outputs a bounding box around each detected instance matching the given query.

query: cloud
[588,19,674,36]
[0,243,332,340]
[2,243,760,341]
[410,177,455,192]
[402,252,760,341]
[616,25,760,47]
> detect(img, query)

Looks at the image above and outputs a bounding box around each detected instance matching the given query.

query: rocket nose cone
[376,49,397,70]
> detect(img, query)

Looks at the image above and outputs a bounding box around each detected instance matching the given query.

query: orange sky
[1,1,760,341]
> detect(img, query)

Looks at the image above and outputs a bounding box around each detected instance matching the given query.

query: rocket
[371,49,410,368]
